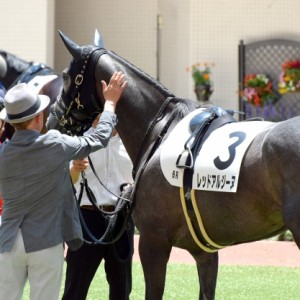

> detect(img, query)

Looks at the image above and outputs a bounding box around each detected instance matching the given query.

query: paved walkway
[132,235,300,267]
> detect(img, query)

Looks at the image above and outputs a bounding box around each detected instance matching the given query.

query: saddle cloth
[160,108,275,192]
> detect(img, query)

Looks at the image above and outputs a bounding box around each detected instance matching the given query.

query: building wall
[0,0,55,66]
[54,0,158,78]
[186,0,300,109]
[158,0,192,100]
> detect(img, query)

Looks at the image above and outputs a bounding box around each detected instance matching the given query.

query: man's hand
[70,158,89,183]
[71,158,89,172]
[101,71,127,113]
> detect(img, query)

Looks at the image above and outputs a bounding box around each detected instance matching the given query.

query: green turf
[22,262,300,299]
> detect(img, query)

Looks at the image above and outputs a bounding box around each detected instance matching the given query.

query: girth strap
[177,106,236,252]
[180,187,226,252]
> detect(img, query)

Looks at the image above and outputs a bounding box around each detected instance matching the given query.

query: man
[0,71,127,300]
[62,114,134,300]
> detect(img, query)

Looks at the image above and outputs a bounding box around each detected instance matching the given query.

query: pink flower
[244,87,257,100]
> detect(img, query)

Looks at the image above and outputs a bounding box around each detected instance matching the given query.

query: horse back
[134,121,290,249]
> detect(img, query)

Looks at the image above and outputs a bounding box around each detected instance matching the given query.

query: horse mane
[0,50,30,73]
[107,50,200,122]
[107,51,202,125]
[108,50,175,98]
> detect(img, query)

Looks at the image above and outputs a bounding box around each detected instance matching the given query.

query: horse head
[47,30,181,152]
[0,51,63,141]
[0,50,30,89]
[47,30,200,172]
[46,30,108,136]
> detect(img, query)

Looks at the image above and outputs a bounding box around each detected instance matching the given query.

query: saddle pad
[27,75,58,93]
[160,109,275,192]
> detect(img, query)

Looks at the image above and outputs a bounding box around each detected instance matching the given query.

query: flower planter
[194,84,213,102]
[278,60,300,94]
[186,62,214,103]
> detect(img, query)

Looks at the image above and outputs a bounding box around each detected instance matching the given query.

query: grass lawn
[22,262,300,299]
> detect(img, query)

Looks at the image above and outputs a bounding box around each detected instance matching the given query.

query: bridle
[75,162,134,247]
[50,46,107,136]
[51,46,135,246]
[53,45,180,245]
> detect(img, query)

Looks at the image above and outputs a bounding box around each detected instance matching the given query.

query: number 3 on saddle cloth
[160,106,274,193]
[176,106,236,188]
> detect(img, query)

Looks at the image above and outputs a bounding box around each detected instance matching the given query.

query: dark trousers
[62,208,134,300]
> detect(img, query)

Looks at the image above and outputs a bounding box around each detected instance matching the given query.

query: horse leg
[283,194,300,250]
[193,251,219,300]
[138,234,172,300]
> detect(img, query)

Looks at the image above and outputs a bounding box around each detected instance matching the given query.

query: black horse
[47,31,300,300]
[0,50,63,140]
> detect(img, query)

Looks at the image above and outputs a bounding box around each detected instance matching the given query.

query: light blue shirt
[75,133,133,206]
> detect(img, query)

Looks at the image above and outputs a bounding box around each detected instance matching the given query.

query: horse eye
[62,69,69,81]
[62,69,71,92]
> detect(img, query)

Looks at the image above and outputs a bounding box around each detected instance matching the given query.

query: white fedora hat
[0,83,50,123]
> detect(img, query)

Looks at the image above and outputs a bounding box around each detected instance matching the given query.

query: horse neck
[95,51,175,167]
[116,86,173,170]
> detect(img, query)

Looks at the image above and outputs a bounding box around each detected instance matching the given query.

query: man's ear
[35,112,43,123]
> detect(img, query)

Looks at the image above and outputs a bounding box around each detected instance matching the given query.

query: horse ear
[94,29,104,48]
[58,30,82,60]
